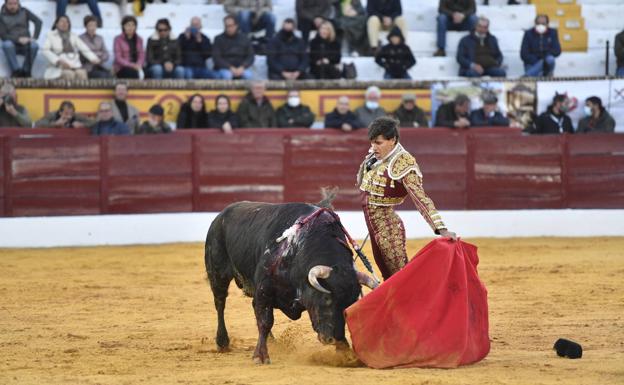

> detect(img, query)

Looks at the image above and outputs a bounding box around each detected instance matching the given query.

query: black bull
[204,201,376,364]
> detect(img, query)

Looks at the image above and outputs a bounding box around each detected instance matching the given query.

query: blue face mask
[189,27,199,35]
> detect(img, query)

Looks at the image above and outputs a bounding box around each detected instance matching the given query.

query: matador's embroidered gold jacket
[357,143,446,234]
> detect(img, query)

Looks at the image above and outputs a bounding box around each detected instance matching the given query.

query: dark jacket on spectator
[276,104,315,128]
[520,27,561,65]
[237,92,276,128]
[457,32,503,71]
[212,31,254,70]
[309,34,341,79]
[267,29,308,77]
[0,103,31,127]
[438,0,475,17]
[367,0,402,19]
[176,102,209,129]
[534,106,574,134]
[91,119,130,135]
[375,27,415,78]
[136,120,172,134]
[435,101,468,128]
[178,29,211,68]
[35,111,95,128]
[576,109,615,133]
[146,34,182,66]
[324,108,361,129]
[615,30,624,68]
[469,108,509,127]
[393,105,428,128]
[296,0,333,23]
[0,4,42,43]
[208,110,239,129]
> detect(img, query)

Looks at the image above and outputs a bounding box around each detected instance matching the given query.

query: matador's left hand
[439,229,457,241]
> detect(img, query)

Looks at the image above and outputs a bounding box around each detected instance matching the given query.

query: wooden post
[99,136,109,214]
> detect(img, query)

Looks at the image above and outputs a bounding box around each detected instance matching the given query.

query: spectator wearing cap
[457,16,506,78]
[435,0,477,57]
[136,104,172,134]
[0,83,31,127]
[267,18,309,80]
[276,89,315,128]
[521,14,561,77]
[324,96,362,131]
[212,15,254,80]
[295,0,334,44]
[375,26,415,79]
[146,18,184,79]
[0,0,42,78]
[79,15,111,79]
[91,101,130,135]
[393,93,428,128]
[533,94,574,134]
[223,0,276,39]
[113,15,145,79]
[577,96,615,134]
[469,93,509,127]
[366,0,408,54]
[355,86,386,128]
[434,94,471,128]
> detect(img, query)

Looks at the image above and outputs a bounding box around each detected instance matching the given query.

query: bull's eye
[325,297,333,305]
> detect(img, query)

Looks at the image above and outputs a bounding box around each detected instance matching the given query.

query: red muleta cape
[345,239,490,369]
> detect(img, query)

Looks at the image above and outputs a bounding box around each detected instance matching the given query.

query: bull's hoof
[216,345,231,353]
[253,355,271,365]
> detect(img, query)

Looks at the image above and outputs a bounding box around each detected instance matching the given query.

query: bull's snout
[318,334,336,345]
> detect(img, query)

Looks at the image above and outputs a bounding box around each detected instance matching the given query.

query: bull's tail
[317,186,339,209]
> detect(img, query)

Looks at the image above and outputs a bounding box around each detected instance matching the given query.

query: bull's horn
[308,265,333,294]
[356,271,379,290]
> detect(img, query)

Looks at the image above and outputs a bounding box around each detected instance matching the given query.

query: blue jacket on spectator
[267,29,308,78]
[178,30,212,68]
[367,0,402,19]
[456,32,503,72]
[469,108,509,127]
[520,28,561,65]
[324,108,362,129]
[91,119,130,135]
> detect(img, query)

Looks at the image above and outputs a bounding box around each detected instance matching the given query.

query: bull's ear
[308,265,332,294]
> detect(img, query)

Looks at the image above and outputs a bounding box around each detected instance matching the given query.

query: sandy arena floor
[1,237,623,385]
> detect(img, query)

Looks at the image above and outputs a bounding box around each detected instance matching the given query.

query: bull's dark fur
[204,200,361,364]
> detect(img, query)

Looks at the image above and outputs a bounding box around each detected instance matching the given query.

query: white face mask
[535,24,547,34]
[475,32,487,39]
[287,97,300,107]
[366,101,379,110]
[487,110,495,118]
[583,105,592,117]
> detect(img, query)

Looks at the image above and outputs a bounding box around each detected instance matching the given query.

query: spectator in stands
[276,89,315,128]
[267,18,309,80]
[335,0,368,56]
[469,93,509,127]
[577,96,615,134]
[393,93,428,128]
[614,29,624,77]
[295,0,334,43]
[42,15,100,80]
[146,18,184,79]
[355,86,386,128]
[91,101,130,135]
[136,104,172,134]
[375,26,415,79]
[0,0,42,78]
[237,81,276,128]
[113,16,145,79]
[35,100,94,128]
[367,0,407,54]
[224,0,276,40]
[212,15,254,80]
[0,83,31,127]
[520,14,561,77]
[177,94,209,129]
[79,15,111,79]
[111,83,139,134]
[309,20,342,79]
[533,94,574,134]
[457,16,506,78]
[178,17,214,80]
[208,94,238,134]
[324,96,361,131]
[56,0,102,28]
[435,0,477,57]
[434,93,471,128]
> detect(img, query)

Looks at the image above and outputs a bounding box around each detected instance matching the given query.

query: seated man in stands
[276,89,315,128]
[367,0,408,54]
[434,93,471,128]
[615,29,624,77]
[577,96,615,134]
[136,104,172,134]
[533,94,574,134]
[324,96,361,131]
[0,83,31,128]
[236,81,276,128]
[520,14,561,77]
[375,26,415,79]
[456,16,506,78]
[146,18,184,79]
[435,0,477,57]
[267,18,309,80]
[91,101,130,136]
[224,0,276,40]
[355,86,386,128]
[35,100,94,129]
[111,83,139,134]
[212,15,254,80]
[0,0,42,78]
[469,93,510,127]
[178,17,214,80]
[393,93,428,128]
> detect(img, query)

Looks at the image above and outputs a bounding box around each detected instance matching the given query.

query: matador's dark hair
[368,116,400,142]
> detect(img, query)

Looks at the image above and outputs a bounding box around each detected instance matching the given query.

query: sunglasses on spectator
[158,28,170,32]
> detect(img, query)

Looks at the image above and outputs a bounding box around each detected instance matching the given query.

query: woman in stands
[207,94,238,134]
[176,94,209,129]
[309,20,342,79]
[79,15,111,79]
[113,16,145,79]
[42,15,100,80]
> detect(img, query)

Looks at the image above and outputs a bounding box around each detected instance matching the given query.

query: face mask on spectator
[535,24,547,34]
[475,32,487,39]
[583,105,592,117]
[288,97,300,107]
[366,101,379,110]
[190,27,199,35]
[488,110,495,118]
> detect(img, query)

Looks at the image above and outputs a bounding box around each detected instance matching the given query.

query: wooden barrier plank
[12,196,100,216]
[0,137,5,216]
[108,175,193,213]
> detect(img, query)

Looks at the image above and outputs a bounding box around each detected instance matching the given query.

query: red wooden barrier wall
[0,128,623,217]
